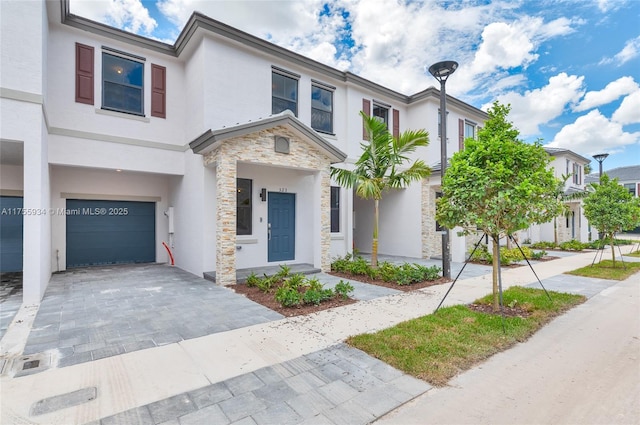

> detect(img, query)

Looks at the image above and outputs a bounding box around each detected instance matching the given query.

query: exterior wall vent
[274,136,290,154]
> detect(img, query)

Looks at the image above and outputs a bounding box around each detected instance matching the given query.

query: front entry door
[268,192,295,262]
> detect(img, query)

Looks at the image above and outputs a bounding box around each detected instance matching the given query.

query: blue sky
[70,0,640,173]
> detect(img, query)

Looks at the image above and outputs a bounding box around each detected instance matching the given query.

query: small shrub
[559,239,587,251]
[246,272,260,288]
[530,249,547,260]
[469,244,492,263]
[348,256,373,276]
[331,253,353,273]
[257,275,277,293]
[378,261,397,282]
[275,286,302,307]
[303,288,334,305]
[306,278,324,292]
[415,264,441,281]
[284,273,306,289]
[334,280,354,299]
[275,264,291,279]
[530,241,558,250]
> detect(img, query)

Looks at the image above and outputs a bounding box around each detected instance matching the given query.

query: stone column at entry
[215,151,237,286]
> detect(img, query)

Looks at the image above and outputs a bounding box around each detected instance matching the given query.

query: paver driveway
[21,264,284,368]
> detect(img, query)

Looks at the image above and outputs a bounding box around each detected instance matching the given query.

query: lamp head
[429,61,458,82]
[592,153,609,163]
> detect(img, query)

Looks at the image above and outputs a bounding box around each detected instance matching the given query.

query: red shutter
[458,119,464,151]
[393,109,400,138]
[151,64,166,118]
[75,43,94,105]
[362,98,371,140]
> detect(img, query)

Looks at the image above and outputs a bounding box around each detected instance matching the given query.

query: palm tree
[330,111,431,267]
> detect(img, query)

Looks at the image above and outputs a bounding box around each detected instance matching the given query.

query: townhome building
[525,148,591,244]
[585,165,640,234]
[0,0,491,304]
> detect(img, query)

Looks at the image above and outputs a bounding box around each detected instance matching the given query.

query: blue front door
[268,192,295,262]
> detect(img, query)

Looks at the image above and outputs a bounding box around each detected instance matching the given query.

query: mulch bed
[328,271,450,292]
[467,302,531,318]
[232,283,357,317]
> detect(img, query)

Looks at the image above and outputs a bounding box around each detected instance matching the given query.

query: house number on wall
[278,188,288,192]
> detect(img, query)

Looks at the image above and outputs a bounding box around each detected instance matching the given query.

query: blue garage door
[0,196,23,272]
[66,199,155,268]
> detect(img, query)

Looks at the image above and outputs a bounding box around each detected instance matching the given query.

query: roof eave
[189,112,347,163]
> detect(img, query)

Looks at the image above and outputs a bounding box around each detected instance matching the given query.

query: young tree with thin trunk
[583,174,640,266]
[436,102,564,311]
[331,111,431,267]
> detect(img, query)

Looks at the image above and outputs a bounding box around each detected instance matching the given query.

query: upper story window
[572,163,582,185]
[272,70,298,116]
[373,104,389,127]
[464,121,476,139]
[75,44,166,119]
[102,52,144,115]
[624,183,636,197]
[311,83,333,134]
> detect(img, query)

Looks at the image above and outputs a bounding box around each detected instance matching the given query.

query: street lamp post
[592,153,609,178]
[429,60,458,280]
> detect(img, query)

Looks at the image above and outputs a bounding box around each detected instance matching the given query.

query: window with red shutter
[76,43,94,105]
[458,119,464,151]
[151,64,166,118]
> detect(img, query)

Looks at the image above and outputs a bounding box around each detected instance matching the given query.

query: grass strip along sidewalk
[348,287,585,387]
[566,259,640,280]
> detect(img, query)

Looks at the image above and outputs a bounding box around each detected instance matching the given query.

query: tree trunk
[554,217,558,245]
[371,199,379,268]
[492,236,500,312]
[610,233,616,267]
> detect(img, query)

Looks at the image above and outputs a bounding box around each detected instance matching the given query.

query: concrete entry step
[204,263,321,284]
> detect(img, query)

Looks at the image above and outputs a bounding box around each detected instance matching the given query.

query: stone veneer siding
[203,126,333,286]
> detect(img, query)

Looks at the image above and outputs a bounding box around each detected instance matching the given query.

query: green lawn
[565,259,640,280]
[626,250,640,258]
[347,287,584,387]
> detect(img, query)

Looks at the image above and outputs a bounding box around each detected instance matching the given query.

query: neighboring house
[525,148,591,244]
[0,0,487,304]
[585,165,640,234]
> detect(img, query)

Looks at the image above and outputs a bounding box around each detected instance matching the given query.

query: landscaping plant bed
[233,283,357,317]
[329,271,449,291]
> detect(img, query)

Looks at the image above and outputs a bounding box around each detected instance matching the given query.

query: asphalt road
[375,272,640,425]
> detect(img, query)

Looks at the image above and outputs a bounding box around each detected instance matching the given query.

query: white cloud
[612,90,640,125]
[600,35,640,66]
[546,109,640,155]
[574,76,639,111]
[470,22,538,74]
[484,73,585,136]
[71,0,157,35]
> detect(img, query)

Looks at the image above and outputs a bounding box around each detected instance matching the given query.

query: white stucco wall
[48,134,185,175]
[353,181,423,258]
[0,164,24,191]
[168,153,207,276]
